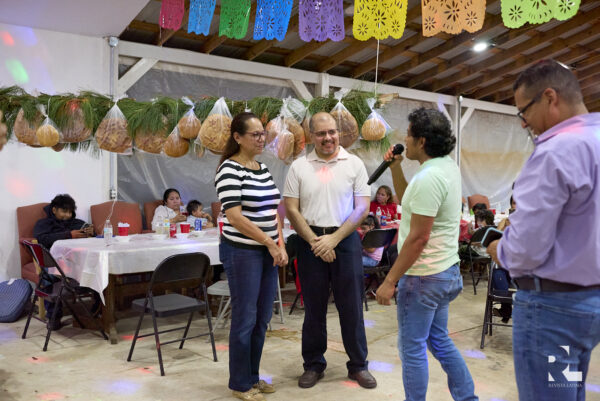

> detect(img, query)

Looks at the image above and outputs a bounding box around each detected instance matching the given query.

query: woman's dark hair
[186,200,202,215]
[50,194,76,213]
[375,185,394,205]
[408,108,455,157]
[362,215,381,229]
[162,188,181,205]
[218,112,260,167]
[472,202,487,213]
[475,209,494,226]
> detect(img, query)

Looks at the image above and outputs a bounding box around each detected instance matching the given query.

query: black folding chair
[126,252,217,376]
[465,226,493,295]
[362,228,398,311]
[480,261,514,349]
[286,234,303,315]
[21,240,108,351]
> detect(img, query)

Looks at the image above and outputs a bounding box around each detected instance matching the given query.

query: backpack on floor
[0,279,33,323]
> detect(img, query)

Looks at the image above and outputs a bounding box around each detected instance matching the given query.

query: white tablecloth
[50,228,295,304]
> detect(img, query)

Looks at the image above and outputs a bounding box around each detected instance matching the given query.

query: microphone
[367,144,404,185]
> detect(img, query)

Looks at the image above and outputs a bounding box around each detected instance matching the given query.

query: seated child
[359,215,384,267]
[186,200,214,228]
[34,194,94,249]
[474,209,494,228]
[33,194,97,330]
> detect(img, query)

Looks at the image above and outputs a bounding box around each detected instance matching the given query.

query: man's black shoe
[298,370,324,388]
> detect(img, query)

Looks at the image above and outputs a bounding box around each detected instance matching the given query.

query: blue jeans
[219,242,278,392]
[512,288,600,401]
[396,264,478,401]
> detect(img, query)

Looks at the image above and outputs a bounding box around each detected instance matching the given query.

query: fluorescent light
[473,42,489,52]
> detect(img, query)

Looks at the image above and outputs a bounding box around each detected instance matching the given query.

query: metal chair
[466,226,493,295]
[126,252,217,376]
[480,261,514,349]
[362,228,398,311]
[21,240,108,351]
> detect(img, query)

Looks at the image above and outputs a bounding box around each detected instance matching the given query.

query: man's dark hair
[186,200,202,215]
[50,194,76,213]
[513,59,583,104]
[472,203,487,213]
[475,209,494,226]
[408,108,455,158]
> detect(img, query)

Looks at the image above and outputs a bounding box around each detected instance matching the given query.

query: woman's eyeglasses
[246,131,267,140]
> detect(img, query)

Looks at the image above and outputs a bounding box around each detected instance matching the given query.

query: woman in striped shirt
[215,112,288,401]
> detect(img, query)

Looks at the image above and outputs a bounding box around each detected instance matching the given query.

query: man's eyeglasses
[313,129,339,138]
[246,131,267,140]
[516,90,545,123]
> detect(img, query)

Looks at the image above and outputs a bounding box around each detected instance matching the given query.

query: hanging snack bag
[361,98,390,141]
[163,126,189,157]
[265,116,294,164]
[95,102,132,154]
[134,115,169,154]
[197,97,232,154]
[0,111,7,151]
[13,108,43,145]
[302,110,312,144]
[177,97,202,139]
[280,98,307,159]
[59,99,92,143]
[329,89,359,148]
[192,140,205,158]
[36,105,63,147]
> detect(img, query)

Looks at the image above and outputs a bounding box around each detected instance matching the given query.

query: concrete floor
[1,281,599,401]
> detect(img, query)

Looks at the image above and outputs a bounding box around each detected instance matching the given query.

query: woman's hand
[267,241,288,267]
[83,226,95,236]
[70,230,87,239]
[171,213,187,223]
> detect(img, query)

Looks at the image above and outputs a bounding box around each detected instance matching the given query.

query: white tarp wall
[0,23,111,281]
[460,110,534,209]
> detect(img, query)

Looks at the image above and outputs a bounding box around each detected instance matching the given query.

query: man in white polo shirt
[284,112,376,390]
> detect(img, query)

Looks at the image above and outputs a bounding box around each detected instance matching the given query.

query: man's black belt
[309,225,339,235]
[514,277,600,292]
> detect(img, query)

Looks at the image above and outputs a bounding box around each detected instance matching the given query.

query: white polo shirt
[283,147,371,227]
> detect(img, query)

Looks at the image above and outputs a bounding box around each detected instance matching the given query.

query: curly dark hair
[408,108,455,158]
[475,209,494,226]
[50,194,77,213]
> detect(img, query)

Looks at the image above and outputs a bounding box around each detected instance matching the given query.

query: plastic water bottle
[163,218,170,235]
[376,207,382,225]
[103,219,113,245]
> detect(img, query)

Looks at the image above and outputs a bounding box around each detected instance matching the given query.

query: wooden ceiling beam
[472,32,600,99]
[587,99,600,112]
[433,8,600,92]
[350,4,423,78]
[381,13,504,84]
[407,23,537,88]
[244,14,300,60]
[318,38,378,72]
[284,15,353,67]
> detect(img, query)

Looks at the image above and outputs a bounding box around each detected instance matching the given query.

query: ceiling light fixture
[473,41,489,52]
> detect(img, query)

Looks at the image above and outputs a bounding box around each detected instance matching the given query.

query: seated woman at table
[152,188,187,228]
[215,112,288,401]
[369,185,398,220]
[34,194,94,249]
[359,215,383,267]
[186,200,214,228]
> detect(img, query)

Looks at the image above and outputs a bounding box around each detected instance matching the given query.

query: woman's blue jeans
[219,241,278,392]
[512,288,600,401]
[396,264,478,401]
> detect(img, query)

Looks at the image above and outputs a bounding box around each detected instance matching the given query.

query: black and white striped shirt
[215,160,280,248]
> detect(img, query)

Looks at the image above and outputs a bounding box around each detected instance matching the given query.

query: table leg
[102,275,118,344]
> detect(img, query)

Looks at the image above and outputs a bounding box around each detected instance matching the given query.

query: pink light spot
[316,166,334,183]
[28,356,49,364]
[4,172,33,198]
[216,344,229,351]
[342,380,360,388]
[137,366,153,375]
[1,31,14,46]
[37,393,64,401]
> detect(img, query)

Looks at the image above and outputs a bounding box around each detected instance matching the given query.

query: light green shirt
[398,155,461,276]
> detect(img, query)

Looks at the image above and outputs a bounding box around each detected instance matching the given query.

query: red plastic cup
[118,226,129,236]
[180,222,190,233]
[491,209,496,214]
[218,220,224,235]
[169,223,177,238]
